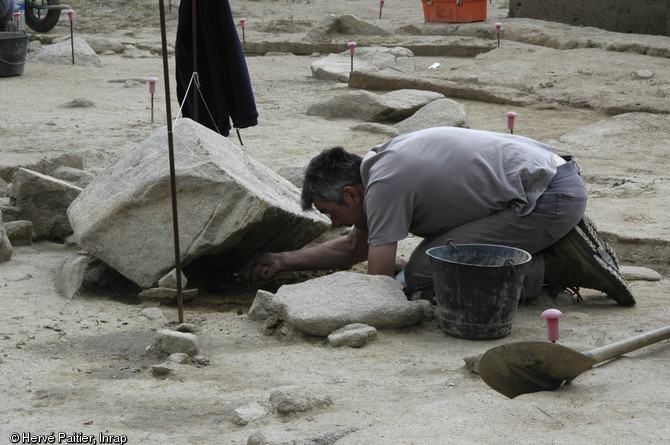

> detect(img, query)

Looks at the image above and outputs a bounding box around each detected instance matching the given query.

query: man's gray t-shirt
[360,127,557,246]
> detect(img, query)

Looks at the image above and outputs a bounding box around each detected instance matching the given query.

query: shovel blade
[479,341,598,398]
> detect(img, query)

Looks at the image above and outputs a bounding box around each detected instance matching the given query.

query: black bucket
[426,241,531,340]
[0,32,29,77]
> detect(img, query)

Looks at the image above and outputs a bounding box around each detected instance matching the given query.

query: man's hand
[241,252,287,281]
[240,229,370,282]
[395,256,407,274]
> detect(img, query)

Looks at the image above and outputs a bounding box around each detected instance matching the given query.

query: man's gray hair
[301,147,363,210]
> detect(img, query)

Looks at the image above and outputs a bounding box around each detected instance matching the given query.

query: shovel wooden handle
[584,326,670,363]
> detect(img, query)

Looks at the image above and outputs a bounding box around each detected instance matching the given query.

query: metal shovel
[479,325,670,398]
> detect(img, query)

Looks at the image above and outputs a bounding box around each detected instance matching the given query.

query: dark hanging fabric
[175,0,258,136]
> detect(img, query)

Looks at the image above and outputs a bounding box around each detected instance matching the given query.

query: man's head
[301,147,363,210]
[301,147,366,228]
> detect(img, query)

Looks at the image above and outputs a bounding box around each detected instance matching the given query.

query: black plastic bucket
[426,241,531,340]
[0,32,29,77]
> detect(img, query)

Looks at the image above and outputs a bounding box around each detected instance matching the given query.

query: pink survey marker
[541,308,564,342]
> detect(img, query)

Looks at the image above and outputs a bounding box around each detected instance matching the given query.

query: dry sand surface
[1,1,669,444]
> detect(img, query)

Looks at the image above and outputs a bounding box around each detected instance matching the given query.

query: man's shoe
[544,226,635,306]
[1,22,18,32]
[577,215,619,269]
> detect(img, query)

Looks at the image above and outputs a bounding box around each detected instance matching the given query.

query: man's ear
[342,185,362,204]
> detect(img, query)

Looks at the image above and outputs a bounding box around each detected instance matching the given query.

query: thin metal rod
[70,22,74,64]
[192,0,199,122]
[159,0,184,324]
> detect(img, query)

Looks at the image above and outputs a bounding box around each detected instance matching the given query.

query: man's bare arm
[241,227,369,281]
[367,242,398,278]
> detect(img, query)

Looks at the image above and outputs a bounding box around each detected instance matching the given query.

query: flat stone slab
[271,271,431,336]
[307,89,444,122]
[620,265,663,281]
[30,37,103,67]
[395,97,469,134]
[310,46,415,82]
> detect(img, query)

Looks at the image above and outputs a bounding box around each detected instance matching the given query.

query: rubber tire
[25,0,62,33]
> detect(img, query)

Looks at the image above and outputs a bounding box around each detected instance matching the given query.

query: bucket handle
[444,239,460,262]
[504,258,528,304]
[0,56,27,66]
[444,239,458,250]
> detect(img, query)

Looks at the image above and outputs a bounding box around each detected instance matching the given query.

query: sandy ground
[1,1,669,444]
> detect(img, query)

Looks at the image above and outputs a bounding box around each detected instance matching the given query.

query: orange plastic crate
[421,0,487,23]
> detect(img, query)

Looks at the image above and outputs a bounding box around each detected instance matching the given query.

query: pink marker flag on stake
[148,77,158,94]
[506,111,517,134]
[541,308,564,342]
[495,22,502,46]
[67,10,76,64]
[347,42,357,73]
[380,0,386,19]
[239,18,247,44]
[13,11,19,26]
[148,77,158,123]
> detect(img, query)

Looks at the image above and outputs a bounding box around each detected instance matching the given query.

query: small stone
[327,323,377,348]
[4,220,33,246]
[636,69,654,79]
[554,290,576,305]
[150,364,173,378]
[417,299,435,320]
[263,316,283,336]
[174,322,199,333]
[269,386,332,415]
[192,356,210,367]
[167,353,192,364]
[620,265,662,281]
[157,269,188,289]
[248,289,281,320]
[232,402,267,425]
[54,254,89,299]
[463,353,483,374]
[155,329,199,356]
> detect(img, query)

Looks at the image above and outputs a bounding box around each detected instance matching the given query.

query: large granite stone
[67,118,330,288]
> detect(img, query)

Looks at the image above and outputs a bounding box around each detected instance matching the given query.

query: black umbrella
[175,0,258,139]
